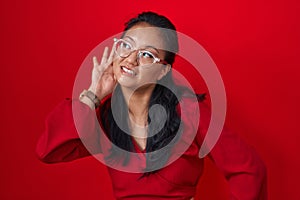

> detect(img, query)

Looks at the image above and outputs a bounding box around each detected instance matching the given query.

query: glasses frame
[113,38,168,66]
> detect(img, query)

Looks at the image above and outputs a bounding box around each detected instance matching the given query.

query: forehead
[123,24,166,50]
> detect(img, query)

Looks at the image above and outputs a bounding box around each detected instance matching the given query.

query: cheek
[112,60,121,73]
[140,67,162,80]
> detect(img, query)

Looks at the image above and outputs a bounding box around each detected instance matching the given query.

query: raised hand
[88,44,117,101]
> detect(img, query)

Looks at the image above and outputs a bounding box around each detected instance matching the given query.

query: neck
[120,84,156,151]
[121,84,155,126]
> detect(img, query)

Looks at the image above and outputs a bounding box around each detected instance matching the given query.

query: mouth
[121,66,136,76]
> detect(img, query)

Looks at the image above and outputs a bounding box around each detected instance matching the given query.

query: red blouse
[36,97,267,200]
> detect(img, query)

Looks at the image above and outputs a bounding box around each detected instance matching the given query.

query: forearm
[36,99,101,163]
[209,131,267,200]
[223,152,267,199]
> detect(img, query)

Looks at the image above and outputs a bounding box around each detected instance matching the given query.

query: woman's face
[112,23,170,91]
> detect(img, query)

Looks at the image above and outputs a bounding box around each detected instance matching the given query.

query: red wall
[1,0,299,199]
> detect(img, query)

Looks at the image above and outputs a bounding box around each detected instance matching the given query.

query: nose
[124,50,138,66]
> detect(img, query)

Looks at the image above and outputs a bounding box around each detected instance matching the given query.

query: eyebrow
[123,36,160,54]
[123,36,135,43]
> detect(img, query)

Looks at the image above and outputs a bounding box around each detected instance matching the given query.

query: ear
[157,64,171,81]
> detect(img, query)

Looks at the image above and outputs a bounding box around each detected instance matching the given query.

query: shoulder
[179,92,211,121]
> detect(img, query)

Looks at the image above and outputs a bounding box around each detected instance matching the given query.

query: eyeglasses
[113,38,168,66]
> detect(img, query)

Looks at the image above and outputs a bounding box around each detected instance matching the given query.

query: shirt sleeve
[36,98,102,163]
[196,102,267,200]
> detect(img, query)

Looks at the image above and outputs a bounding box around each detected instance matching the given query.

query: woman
[36,12,267,199]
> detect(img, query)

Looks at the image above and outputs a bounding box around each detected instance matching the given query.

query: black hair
[100,12,205,173]
[124,11,179,65]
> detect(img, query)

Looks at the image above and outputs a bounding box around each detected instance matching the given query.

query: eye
[140,51,155,59]
[120,41,131,50]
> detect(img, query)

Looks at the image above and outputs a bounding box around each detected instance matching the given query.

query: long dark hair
[100,12,204,172]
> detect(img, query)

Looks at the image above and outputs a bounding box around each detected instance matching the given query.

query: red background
[1,0,299,199]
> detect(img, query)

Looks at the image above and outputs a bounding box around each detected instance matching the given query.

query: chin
[117,77,138,89]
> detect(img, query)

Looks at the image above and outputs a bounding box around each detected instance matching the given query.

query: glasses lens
[114,39,162,66]
[115,40,132,58]
[138,51,156,65]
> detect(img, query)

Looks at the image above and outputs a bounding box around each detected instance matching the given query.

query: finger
[93,56,99,68]
[101,43,116,72]
[101,47,109,65]
[103,61,114,75]
[107,42,116,65]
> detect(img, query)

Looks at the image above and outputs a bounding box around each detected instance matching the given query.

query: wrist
[88,84,96,94]
[79,89,100,109]
[88,85,105,100]
[79,95,95,109]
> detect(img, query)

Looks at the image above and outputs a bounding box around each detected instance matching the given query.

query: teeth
[122,66,135,75]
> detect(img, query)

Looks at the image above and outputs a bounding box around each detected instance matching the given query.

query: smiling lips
[121,66,136,76]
